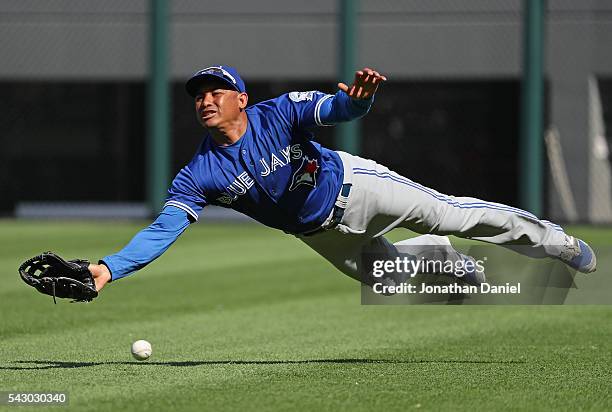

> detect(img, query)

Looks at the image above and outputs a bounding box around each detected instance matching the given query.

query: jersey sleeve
[100,206,191,281]
[164,162,207,222]
[276,90,374,130]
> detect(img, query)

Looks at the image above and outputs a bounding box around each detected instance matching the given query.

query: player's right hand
[338,67,387,100]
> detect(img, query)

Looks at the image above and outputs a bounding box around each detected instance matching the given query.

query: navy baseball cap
[185,65,246,97]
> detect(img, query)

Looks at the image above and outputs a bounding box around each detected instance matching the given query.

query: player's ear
[238,92,248,110]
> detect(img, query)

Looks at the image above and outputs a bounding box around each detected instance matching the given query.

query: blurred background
[0,0,610,223]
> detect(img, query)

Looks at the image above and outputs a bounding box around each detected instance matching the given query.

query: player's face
[194,81,246,128]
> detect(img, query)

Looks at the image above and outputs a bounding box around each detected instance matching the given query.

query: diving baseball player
[20,65,596,301]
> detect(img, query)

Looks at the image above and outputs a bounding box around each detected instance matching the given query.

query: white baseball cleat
[559,237,597,273]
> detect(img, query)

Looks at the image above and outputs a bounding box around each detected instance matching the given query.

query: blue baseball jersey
[102,90,373,280]
[166,90,369,233]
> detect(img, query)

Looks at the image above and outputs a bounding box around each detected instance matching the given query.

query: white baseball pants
[298,151,573,283]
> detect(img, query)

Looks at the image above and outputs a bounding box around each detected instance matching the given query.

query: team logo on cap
[198,66,237,85]
[288,156,319,191]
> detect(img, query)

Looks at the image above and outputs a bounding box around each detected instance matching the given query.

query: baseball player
[71,65,595,294]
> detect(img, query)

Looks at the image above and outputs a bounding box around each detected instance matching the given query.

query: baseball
[131,339,152,361]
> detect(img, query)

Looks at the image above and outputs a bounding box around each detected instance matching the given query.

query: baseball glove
[18,252,98,304]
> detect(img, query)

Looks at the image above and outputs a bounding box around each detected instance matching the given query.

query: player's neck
[208,112,248,146]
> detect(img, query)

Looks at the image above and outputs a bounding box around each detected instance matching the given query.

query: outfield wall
[1,0,611,222]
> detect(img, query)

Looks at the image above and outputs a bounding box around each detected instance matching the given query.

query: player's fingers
[337,82,349,93]
[361,67,387,82]
[364,70,375,83]
[369,69,386,82]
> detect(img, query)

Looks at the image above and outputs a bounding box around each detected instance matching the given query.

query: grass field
[1,220,611,411]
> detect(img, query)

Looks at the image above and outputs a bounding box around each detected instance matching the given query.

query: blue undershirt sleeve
[100,206,191,281]
[317,90,373,125]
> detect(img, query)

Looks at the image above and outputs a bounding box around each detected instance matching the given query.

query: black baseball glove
[18,252,98,304]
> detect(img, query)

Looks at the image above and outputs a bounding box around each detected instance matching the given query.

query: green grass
[0,220,611,411]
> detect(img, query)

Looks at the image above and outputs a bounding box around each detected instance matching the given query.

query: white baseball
[131,339,152,361]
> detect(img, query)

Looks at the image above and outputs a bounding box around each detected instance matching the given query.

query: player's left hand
[18,252,99,304]
[338,67,387,100]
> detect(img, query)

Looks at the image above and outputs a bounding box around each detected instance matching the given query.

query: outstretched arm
[89,206,192,291]
[317,67,387,125]
[283,67,386,129]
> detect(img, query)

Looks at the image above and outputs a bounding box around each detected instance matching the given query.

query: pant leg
[393,234,466,267]
[297,229,365,283]
[299,231,466,285]
[336,152,573,259]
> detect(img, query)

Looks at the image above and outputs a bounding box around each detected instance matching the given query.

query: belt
[300,183,352,237]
